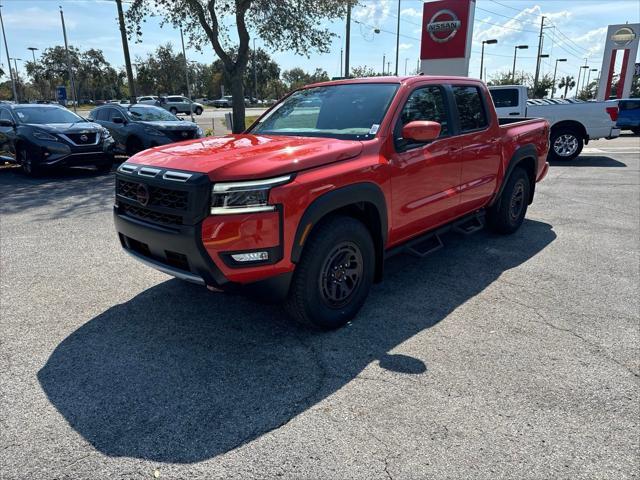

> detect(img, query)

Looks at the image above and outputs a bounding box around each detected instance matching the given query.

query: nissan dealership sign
[426,9,461,43]
[420,0,476,76]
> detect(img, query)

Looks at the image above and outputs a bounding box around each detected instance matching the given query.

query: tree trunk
[230,70,245,134]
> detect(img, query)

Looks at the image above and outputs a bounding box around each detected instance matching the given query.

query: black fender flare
[290,182,388,266]
[490,143,538,207]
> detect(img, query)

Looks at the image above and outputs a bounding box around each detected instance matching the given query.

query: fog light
[230,251,269,262]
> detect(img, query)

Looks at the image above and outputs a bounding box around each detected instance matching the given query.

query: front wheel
[194,107,203,115]
[487,167,531,235]
[549,128,583,161]
[285,216,375,329]
[19,148,41,177]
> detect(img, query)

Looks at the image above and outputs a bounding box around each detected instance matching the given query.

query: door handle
[508,112,520,116]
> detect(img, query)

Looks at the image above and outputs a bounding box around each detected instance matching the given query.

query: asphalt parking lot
[1,135,638,479]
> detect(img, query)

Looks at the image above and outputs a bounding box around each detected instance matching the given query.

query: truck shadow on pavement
[38,220,556,463]
[550,155,627,168]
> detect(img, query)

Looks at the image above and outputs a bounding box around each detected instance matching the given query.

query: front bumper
[35,137,115,167]
[113,166,294,299]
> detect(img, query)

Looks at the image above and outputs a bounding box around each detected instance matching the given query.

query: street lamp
[585,68,598,99]
[512,45,528,83]
[27,46,38,63]
[480,39,497,81]
[551,58,567,98]
[9,57,22,102]
[576,65,589,98]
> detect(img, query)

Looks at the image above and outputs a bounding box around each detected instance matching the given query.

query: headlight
[144,126,165,136]
[101,128,112,139]
[33,130,58,141]
[196,126,204,138]
[210,175,292,215]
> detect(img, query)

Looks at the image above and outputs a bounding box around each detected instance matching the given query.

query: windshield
[250,83,399,140]
[127,106,178,121]
[13,107,85,124]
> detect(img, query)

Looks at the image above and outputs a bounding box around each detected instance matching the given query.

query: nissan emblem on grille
[80,134,88,142]
[181,131,188,137]
[136,183,150,206]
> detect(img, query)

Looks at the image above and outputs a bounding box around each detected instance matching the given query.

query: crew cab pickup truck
[489,85,619,160]
[114,76,549,329]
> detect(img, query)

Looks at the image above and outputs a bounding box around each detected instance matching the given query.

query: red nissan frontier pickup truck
[114,76,549,329]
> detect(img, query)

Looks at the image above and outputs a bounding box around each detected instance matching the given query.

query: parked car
[113,76,549,329]
[0,104,114,175]
[616,99,640,135]
[212,96,233,108]
[137,95,159,105]
[489,85,620,160]
[160,96,204,115]
[88,104,204,156]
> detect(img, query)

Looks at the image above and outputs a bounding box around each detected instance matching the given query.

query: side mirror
[112,116,125,124]
[401,120,441,143]
[0,119,15,127]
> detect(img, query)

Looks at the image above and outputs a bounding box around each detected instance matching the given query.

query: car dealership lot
[1,136,638,479]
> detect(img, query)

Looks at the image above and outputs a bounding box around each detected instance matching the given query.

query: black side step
[452,212,485,235]
[385,210,486,261]
[405,233,443,258]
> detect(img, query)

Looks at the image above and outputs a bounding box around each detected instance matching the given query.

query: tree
[577,80,598,101]
[126,0,349,133]
[350,65,381,78]
[530,73,553,99]
[558,76,575,99]
[282,67,329,91]
[631,76,640,98]
[488,70,528,86]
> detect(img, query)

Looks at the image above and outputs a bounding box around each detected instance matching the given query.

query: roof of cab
[305,75,484,89]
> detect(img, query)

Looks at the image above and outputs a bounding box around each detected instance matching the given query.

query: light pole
[0,4,18,102]
[480,39,497,80]
[512,45,528,83]
[179,27,194,122]
[344,0,352,78]
[576,64,588,98]
[394,0,400,75]
[252,38,257,102]
[10,57,21,101]
[27,46,38,63]
[404,57,408,75]
[586,68,597,98]
[551,58,567,98]
[382,53,385,75]
[59,6,78,111]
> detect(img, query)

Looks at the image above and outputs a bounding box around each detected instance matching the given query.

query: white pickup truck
[489,85,620,160]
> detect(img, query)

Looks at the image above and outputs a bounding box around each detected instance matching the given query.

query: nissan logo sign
[136,183,150,206]
[611,26,636,47]
[427,9,461,43]
[79,134,88,142]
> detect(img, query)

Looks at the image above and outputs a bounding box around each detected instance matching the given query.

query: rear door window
[620,100,640,110]
[453,86,488,132]
[490,89,519,108]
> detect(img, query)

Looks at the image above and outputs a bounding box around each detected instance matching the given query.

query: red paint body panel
[119,76,549,287]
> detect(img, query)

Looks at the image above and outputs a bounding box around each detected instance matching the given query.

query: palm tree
[558,76,576,99]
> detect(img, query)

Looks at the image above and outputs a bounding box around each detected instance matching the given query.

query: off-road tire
[285,216,375,330]
[487,166,531,235]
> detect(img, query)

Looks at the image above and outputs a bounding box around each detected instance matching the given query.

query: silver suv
[161,96,204,115]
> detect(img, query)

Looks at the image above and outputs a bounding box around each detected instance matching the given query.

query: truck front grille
[120,203,183,226]
[117,179,189,210]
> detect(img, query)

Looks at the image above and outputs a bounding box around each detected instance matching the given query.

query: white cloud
[354,0,391,26]
[401,8,422,19]
[399,43,413,51]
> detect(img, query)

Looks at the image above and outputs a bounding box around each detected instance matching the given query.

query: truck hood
[127,134,364,180]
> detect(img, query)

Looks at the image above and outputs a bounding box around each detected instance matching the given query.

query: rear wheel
[19,147,41,177]
[487,167,531,235]
[194,107,203,115]
[169,107,178,115]
[285,216,375,329]
[549,127,583,161]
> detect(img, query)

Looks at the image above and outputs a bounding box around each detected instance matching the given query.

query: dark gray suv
[88,104,204,156]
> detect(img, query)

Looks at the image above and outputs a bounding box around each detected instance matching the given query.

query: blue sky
[1,0,639,97]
